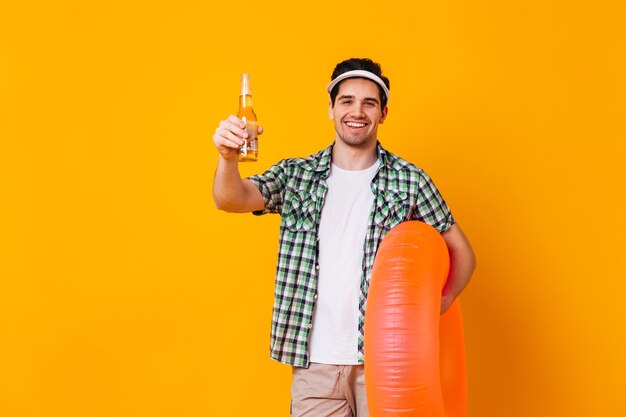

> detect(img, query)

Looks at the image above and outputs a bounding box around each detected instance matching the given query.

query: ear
[379,106,389,124]
[328,101,334,120]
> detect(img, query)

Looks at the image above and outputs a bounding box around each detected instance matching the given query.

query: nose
[351,102,366,117]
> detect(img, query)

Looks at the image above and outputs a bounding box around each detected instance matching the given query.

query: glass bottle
[237,73,258,162]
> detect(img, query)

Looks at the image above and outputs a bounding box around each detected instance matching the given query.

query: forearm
[440,223,476,313]
[212,156,251,212]
[442,245,475,299]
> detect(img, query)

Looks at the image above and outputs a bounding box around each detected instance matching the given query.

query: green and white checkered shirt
[248,142,454,367]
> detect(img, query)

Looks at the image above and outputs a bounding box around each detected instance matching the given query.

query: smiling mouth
[345,121,368,128]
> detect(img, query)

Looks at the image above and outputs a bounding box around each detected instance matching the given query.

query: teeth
[346,122,366,128]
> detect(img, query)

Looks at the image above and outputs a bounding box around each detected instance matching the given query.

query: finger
[218,120,247,139]
[219,136,243,149]
[257,125,264,135]
[217,127,245,146]
[226,114,246,129]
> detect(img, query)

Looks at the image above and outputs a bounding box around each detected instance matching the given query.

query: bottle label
[240,117,257,157]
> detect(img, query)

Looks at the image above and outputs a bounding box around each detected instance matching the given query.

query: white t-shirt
[309,160,380,364]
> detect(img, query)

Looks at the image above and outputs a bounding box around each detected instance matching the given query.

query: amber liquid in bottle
[237,73,258,162]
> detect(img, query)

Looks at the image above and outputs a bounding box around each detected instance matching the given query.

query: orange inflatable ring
[364,221,467,417]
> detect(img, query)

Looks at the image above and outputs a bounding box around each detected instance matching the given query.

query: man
[212,58,476,417]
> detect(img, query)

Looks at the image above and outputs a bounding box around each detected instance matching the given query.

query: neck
[331,140,378,171]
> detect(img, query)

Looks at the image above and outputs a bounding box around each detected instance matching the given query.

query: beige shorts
[290,363,369,417]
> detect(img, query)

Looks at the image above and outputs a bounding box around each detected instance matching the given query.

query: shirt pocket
[374,189,409,230]
[282,192,318,232]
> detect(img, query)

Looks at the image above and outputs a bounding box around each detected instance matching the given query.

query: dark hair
[330,58,390,108]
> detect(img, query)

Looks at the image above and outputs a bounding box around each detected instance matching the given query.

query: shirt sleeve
[247,159,289,215]
[414,170,455,233]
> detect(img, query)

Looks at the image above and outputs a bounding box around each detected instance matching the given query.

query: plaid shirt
[248,142,454,367]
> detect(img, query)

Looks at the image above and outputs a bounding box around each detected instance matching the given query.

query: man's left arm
[440,223,476,314]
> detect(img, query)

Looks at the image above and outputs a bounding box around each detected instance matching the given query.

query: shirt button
[315,265,320,270]
[308,324,313,329]
[314,294,318,300]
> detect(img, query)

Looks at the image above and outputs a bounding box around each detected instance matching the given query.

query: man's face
[329,78,388,148]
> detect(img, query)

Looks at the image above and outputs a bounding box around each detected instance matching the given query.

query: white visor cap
[326,70,390,103]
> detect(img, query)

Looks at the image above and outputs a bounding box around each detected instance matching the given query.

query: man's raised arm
[212,115,265,213]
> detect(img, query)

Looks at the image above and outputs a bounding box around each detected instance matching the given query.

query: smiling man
[212,58,476,417]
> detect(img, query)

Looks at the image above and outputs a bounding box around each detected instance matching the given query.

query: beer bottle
[237,73,258,162]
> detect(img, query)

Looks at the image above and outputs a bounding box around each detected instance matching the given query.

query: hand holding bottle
[212,115,263,161]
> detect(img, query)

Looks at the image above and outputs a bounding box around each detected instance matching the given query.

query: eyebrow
[337,94,380,104]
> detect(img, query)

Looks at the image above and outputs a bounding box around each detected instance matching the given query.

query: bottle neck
[239,94,253,109]
[240,74,252,95]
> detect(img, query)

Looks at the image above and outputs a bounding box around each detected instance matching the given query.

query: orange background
[1,1,625,416]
